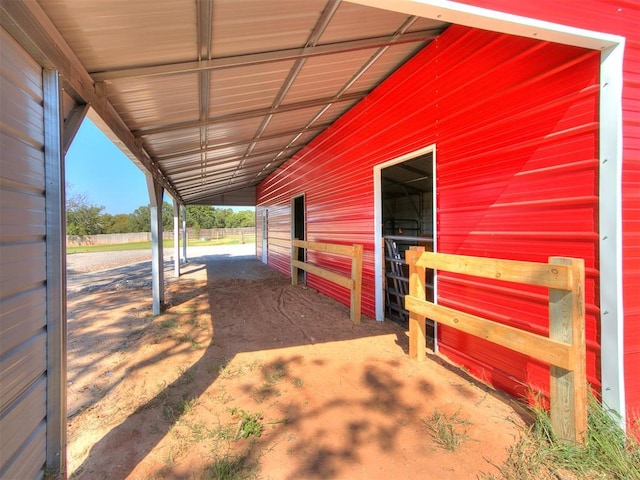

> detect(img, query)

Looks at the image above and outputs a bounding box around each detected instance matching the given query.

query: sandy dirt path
[66,245,527,479]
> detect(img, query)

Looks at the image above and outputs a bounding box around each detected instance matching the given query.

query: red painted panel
[257,25,600,408]
[457,0,640,428]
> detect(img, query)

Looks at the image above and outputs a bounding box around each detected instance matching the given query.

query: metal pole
[43,68,67,474]
[181,204,188,263]
[173,201,180,277]
[146,175,164,315]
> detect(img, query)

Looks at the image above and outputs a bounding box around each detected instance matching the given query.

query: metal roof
[4,0,448,206]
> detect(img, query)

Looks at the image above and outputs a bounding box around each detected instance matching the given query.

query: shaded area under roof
[37,0,448,206]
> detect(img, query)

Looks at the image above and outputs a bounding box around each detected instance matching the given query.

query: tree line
[66,190,255,236]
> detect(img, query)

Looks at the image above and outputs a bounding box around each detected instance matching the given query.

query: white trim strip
[346,0,622,50]
[374,144,436,322]
[599,42,626,426]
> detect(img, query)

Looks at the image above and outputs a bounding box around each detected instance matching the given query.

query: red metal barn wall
[460,0,640,435]
[257,24,600,402]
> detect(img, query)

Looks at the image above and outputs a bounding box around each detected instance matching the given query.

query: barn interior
[381,152,434,332]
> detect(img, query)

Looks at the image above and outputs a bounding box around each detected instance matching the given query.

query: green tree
[162,201,174,231]
[228,209,255,227]
[66,189,105,235]
[128,202,174,232]
[101,213,132,233]
[128,205,150,232]
[185,205,216,231]
[185,205,255,229]
[211,207,233,228]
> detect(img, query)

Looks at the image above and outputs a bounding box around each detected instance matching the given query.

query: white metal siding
[0,26,47,479]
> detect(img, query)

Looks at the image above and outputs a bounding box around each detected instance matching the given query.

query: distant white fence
[67,227,256,246]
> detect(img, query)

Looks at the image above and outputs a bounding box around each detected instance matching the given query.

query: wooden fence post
[407,246,426,361]
[291,241,299,286]
[549,256,587,443]
[351,244,363,325]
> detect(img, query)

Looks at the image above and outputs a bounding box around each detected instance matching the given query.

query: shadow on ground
[68,252,529,479]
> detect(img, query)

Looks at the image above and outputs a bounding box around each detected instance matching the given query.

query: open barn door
[291,194,306,282]
[374,146,436,346]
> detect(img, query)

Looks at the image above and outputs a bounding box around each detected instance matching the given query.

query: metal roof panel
[211,0,327,57]
[35,0,447,205]
[108,75,200,130]
[39,0,196,72]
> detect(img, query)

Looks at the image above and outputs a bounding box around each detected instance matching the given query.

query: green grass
[201,454,258,480]
[481,393,640,480]
[422,408,472,451]
[67,236,255,254]
[230,408,264,440]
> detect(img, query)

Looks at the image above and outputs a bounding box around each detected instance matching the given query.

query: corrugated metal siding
[458,0,640,437]
[257,24,600,402]
[0,27,47,479]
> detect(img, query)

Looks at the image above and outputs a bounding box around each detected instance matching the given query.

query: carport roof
[1,0,447,206]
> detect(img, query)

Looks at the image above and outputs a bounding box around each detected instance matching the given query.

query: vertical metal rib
[197,0,214,184]
[232,0,342,184]
[254,15,422,182]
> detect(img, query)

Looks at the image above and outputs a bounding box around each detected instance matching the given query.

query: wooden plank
[350,244,363,324]
[415,251,573,290]
[291,259,353,289]
[293,239,354,257]
[404,296,573,370]
[407,248,426,361]
[290,241,363,324]
[549,257,587,444]
[291,243,299,286]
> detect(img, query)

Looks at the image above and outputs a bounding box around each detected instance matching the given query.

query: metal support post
[181,204,188,263]
[173,201,180,277]
[147,174,165,315]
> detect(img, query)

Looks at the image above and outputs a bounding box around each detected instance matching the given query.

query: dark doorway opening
[381,153,435,345]
[292,195,306,281]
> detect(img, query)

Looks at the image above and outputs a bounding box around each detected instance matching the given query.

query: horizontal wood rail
[405,247,586,444]
[291,239,363,324]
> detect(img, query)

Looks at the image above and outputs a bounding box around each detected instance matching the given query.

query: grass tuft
[159,317,179,329]
[481,392,640,480]
[422,408,471,451]
[201,453,258,480]
[230,407,264,440]
[263,361,287,385]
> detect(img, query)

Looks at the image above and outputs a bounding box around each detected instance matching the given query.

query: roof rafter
[134,90,364,137]
[162,145,302,176]
[0,0,183,202]
[89,29,442,82]
[154,122,330,163]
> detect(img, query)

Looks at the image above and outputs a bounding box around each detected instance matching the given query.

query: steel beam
[147,175,165,315]
[154,122,329,163]
[62,102,89,155]
[173,201,180,278]
[134,90,365,137]
[90,29,442,82]
[181,205,188,264]
[43,68,66,474]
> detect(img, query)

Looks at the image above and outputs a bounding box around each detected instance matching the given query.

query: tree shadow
[69,252,529,479]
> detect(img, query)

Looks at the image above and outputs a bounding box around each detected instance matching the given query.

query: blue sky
[66,117,251,214]
[65,118,153,214]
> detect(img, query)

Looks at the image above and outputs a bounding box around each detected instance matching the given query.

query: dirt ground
[66,245,529,479]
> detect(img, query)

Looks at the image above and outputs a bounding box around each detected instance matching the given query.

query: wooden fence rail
[404,247,587,443]
[291,239,363,324]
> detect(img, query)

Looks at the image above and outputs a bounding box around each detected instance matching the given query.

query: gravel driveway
[67,250,155,275]
[66,244,257,293]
